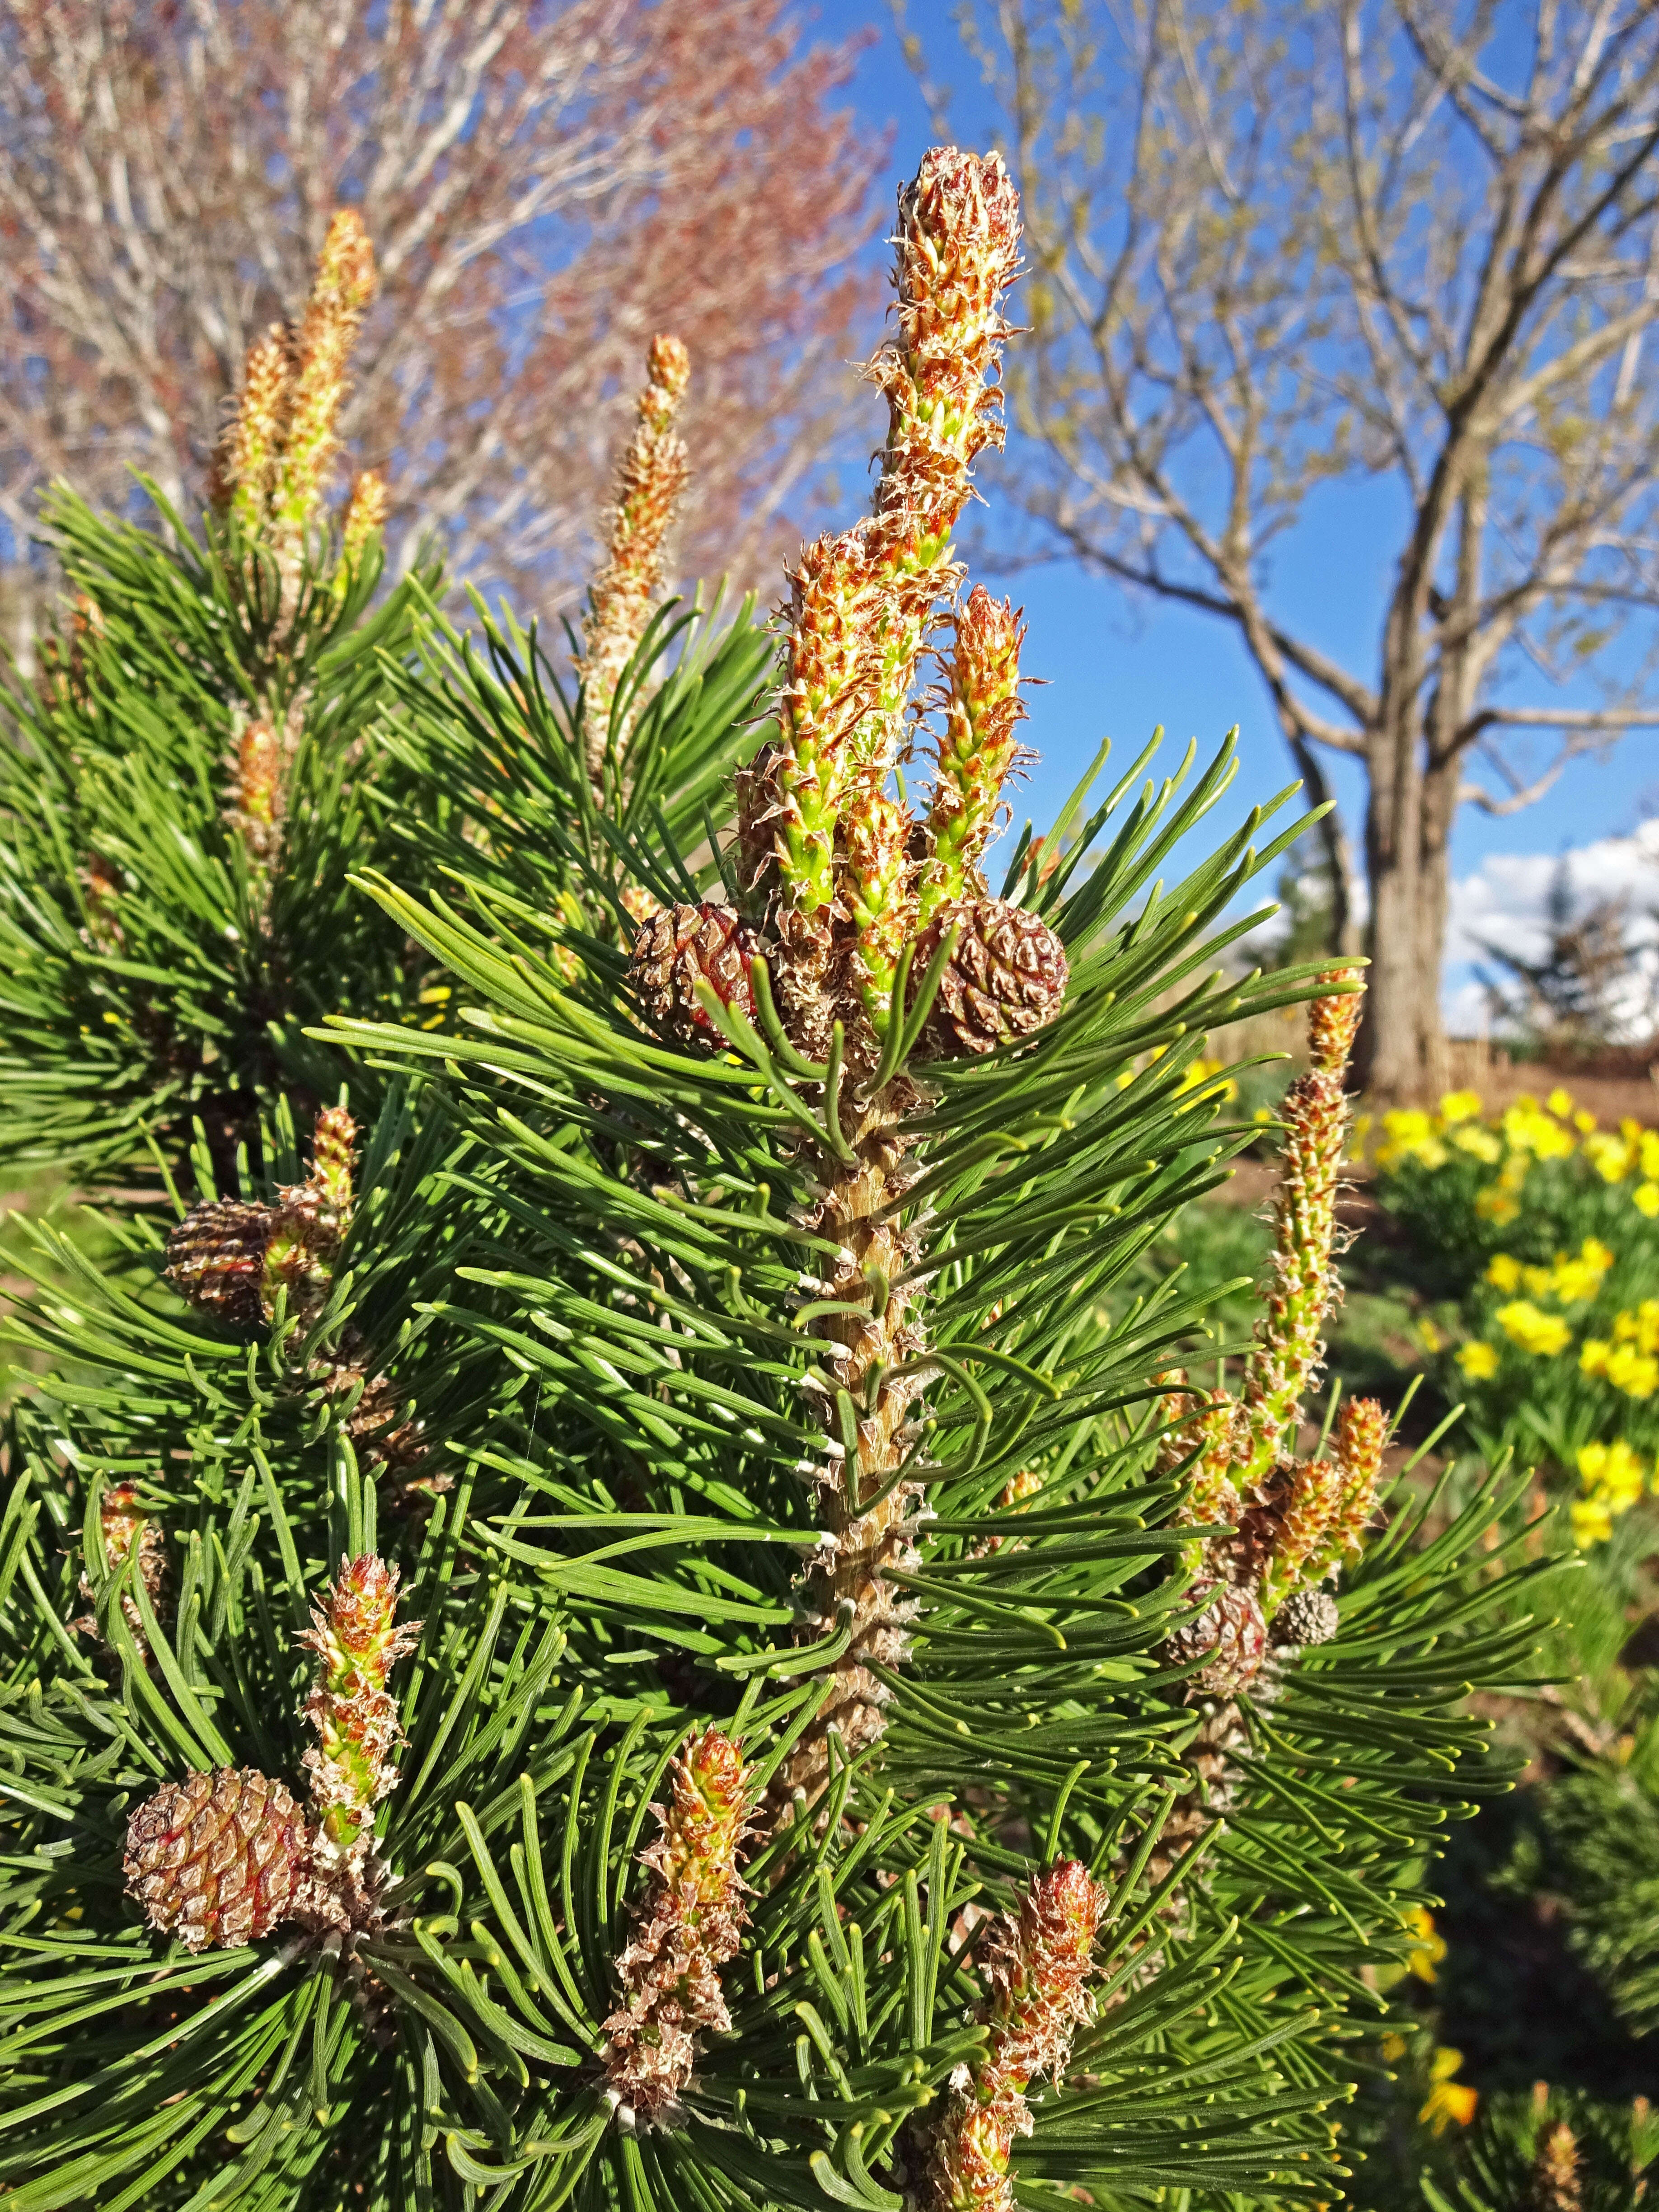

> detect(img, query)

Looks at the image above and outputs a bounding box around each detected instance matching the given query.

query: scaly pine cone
[1270,1585,1340,1650]
[628,903,760,1050]
[124,1767,315,1952]
[910,898,1068,1059]
[603,1728,755,2127]
[164,1199,273,1330]
[1163,1575,1268,1696]
[167,1105,356,1332]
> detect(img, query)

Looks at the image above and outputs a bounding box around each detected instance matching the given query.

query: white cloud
[1444,820,1659,1032]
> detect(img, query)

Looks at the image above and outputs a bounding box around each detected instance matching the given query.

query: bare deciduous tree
[0,0,880,625]
[913,0,1659,1100]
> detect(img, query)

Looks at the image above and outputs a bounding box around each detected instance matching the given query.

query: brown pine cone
[628,902,760,1049]
[1164,1576,1268,1696]
[164,1200,272,1328]
[1270,1585,1340,1650]
[124,1767,315,1951]
[909,897,1068,1058]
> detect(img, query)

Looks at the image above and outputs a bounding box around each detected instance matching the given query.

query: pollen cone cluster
[924,1860,1108,2212]
[214,209,383,593]
[735,147,1041,1064]
[639,150,1073,1813]
[581,334,693,780]
[1144,969,1383,1887]
[166,1104,357,1334]
[602,1728,754,2126]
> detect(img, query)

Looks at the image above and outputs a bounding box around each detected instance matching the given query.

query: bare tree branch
[0,0,884,609]
[930,0,1659,1099]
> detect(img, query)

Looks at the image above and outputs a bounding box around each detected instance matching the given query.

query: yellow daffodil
[1419,2048,1477,2134]
[1439,1090,1482,1124]
[1494,1300,1570,1356]
[1456,1340,1499,1380]
[1402,1905,1446,1984]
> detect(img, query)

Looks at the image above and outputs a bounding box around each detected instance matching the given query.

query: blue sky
[809,0,1659,1014]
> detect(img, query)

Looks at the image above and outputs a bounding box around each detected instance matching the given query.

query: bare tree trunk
[1416,744,1459,1102]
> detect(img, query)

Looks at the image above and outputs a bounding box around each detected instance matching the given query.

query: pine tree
[0,146,1553,2212]
[0,212,437,1196]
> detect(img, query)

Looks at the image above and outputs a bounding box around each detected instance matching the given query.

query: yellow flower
[1522,1263,1554,1299]
[1419,1317,1444,1355]
[1547,1087,1574,1118]
[1498,1096,1575,1160]
[1485,1253,1523,1293]
[1603,1344,1659,1400]
[1403,1905,1446,1984]
[1578,1438,1647,1509]
[1550,1239,1614,1303]
[1439,1089,1482,1125]
[1456,1340,1499,1380]
[1451,1124,1502,1163]
[1586,1131,1633,1182]
[1475,1186,1520,1225]
[1571,1495,1614,1548]
[1495,1300,1570,1356]
[1178,1055,1238,1102]
[1420,2048,1478,2134]
[1610,1302,1659,1350]
[1641,1129,1659,1181]
[1375,1106,1449,1170]
[1634,1181,1659,1218]
[1380,2030,1409,2063]
[1581,1338,1611,1377]
[1574,1109,1598,1134]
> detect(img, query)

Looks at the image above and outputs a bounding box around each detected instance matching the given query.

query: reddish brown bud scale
[603,1728,755,2125]
[1530,2122,1582,2212]
[910,898,1068,1059]
[1324,1396,1388,1564]
[628,902,759,1049]
[217,324,292,535]
[228,718,285,867]
[124,1767,314,1952]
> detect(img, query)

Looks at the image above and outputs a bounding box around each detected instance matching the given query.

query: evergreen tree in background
[0,149,1553,2212]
